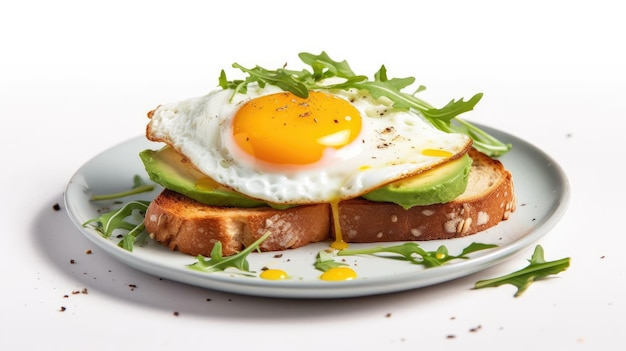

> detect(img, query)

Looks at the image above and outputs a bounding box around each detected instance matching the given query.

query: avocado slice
[361,153,472,209]
[139,146,275,208]
[140,146,471,210]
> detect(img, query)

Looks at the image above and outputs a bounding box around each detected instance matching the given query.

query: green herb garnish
[83,200,151,251]
[90,175,154,201]
[337,242,497,268]
[219,51,511,156]
[187,231,272,276]
[473,245,570,297]
[314,250,349,272]
[84,175,155,251]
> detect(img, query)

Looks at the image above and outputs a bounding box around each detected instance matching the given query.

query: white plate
[64,125,569,299]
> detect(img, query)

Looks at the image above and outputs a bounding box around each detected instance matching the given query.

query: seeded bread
[144,190,330,256]
[337,148,516,242]
[144,148,515,256]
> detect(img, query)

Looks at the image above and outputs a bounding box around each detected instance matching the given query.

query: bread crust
[144,149,515,256]
[144,190,330,256]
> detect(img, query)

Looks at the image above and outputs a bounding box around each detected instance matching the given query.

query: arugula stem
[90,185,155,201]
[337,246,389,256]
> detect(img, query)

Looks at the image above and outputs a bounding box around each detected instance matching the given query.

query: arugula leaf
[84,175,156,251]
[187,231,272,276]
[82,200,151,251]
[314,250,348,272]
[221,51,512,156]
[473,245,570,297]
[299,51,360,80]
[231,63,311,98]
[337,242,497,268]
[90,175,155,201]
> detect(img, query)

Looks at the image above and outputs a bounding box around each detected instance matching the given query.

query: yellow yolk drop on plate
[320,266,357,281]
[260,269,288,280]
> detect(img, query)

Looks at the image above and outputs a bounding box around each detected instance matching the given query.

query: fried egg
[146,85,472,204]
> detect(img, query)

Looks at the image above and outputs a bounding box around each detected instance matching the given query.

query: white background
[2,0,624,350]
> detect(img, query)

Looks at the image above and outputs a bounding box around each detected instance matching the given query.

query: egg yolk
[260,269,288,280]
[232,91,362,166]
[320,266,357,281]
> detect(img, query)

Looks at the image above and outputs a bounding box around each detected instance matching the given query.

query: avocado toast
[138,51,514,257]
[141,147,514,256]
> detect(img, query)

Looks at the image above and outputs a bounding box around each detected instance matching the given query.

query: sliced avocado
[362,153,472,209]
[141,146,471,210]
[139,146,281,208]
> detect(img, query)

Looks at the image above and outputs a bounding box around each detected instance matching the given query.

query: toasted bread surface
[143,149,515,256]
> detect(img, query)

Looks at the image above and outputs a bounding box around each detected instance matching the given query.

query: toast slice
[144,149,515,256]
[337,149,516,242]
[144,191,330,256]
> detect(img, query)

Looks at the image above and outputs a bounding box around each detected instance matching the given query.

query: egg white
[146,85,472,204]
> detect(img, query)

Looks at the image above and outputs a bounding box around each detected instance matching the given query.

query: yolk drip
[260,269,288,280]
[232,91,362,165]
[330,200,348,250]
[320,266,357,281]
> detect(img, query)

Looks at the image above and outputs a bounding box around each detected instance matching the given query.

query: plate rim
[64,124,570,299]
